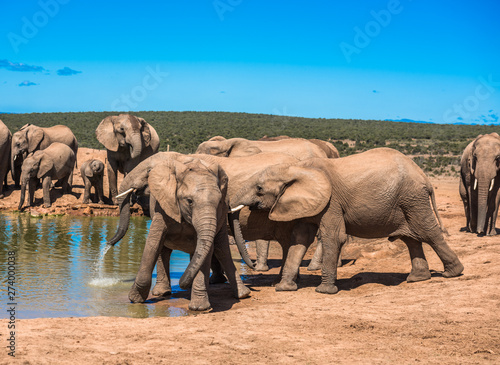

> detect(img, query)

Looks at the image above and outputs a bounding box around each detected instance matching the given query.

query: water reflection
[0,213,193,319]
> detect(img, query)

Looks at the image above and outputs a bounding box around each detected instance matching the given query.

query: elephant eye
[186,198,193,206]
[256,185,263,195]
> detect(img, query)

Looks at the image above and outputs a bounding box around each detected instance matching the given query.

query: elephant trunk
[18,175,27,210]
[129,132,143,159]
[106,193,132,245]
[228,211,255,270]
[476,180,490,234]
[179,207,218,289]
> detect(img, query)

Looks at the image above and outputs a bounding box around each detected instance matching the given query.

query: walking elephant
[96,114,159,204]
[18,142,76,210]
[0,120,11,198]
[460,132,500,235]
[11,124,78,187]
[80,159,105,204]
[195,136,331,160]
[106,152,250,311]
[231,148,464,294]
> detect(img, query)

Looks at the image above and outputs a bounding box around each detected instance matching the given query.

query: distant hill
[1,110,497,176]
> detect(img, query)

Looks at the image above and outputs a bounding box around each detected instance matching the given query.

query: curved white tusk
[230,204,245,213]
[474,178,478,191]
[13,154,17,161]
[489,178,495,192]
[115,188,134,199]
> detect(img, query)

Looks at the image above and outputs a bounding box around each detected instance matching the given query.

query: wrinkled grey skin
[80,159,105,204]
[18,142,76,210]
[460,133,500,235]
[0,120,12,198]
[11,124,78,187]
[106,152,250,311]
[95,114,159,204]
[232,148,464,294]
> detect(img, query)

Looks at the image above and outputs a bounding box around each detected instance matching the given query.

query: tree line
[2,111,498,176]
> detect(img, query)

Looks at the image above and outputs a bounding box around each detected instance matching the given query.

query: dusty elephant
[0,120,12,198]
[11,124,78,187]
[231,148,464,294]
[95,114,159,204]
[195,136,331,160]
[460,132,500,235]
[106,152,251,311]
[80,159,105,204]
[259,135,340,158]
[18,142,76,210]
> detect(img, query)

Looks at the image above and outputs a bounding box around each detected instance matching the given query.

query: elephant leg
[188,245,214,311]
[129,213,167,303]
[489,189,500,235]
[107,158,119,205]
[213,228,250,299]
[152,245,172,296]
[275,223,316,292]
[459,178,471,231]
[307,239,323,271]
[82,178,92,204]
[316,215,347,295]
[28,178,37,207]
[97,178,105,204]
[209,255,227,284]
[402,237,431,282]
[42,176,52,208]
[272,244,289,286]
[254,240,270,272]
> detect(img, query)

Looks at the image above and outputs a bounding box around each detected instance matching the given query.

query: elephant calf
[18,142,76,210]
[80,159,105,204]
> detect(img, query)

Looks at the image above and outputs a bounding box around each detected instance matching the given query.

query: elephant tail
[427,181,449,236]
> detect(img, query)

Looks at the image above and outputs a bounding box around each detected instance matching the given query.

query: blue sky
[1,0,499,124]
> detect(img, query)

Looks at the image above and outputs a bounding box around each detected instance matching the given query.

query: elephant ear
[27,126,44,153]
[137,118,152,147]
[84,163,94,178]
[96,116,119,151]
[230,139,262,157]
[37,155,53,178]
[148,161,186,223]
[269,165,331,222]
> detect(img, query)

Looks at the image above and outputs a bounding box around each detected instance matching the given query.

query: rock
[83,206,93,216]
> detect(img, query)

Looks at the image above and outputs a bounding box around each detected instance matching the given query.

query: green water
[0,213,191,318]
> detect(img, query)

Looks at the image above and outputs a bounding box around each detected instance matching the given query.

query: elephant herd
[0,115,498,311]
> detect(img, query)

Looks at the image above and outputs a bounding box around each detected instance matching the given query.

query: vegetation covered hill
[1,111,498,176]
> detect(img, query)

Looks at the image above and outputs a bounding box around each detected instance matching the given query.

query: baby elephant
[80,159,105,204]
[19,142,76,210]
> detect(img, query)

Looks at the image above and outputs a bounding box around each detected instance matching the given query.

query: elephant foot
[275,280,298,292]
[152,282,172,297]
[128,282,150,303]
[235,284,251,299]
[0,194,4,199]
[98,200,105,205]
[406,270,431,283]
[315,283,339,295]
[188,295,211,311]
[254,262,269,272]
[442,261,464,278]
[209,272,227,284]
[307,260,322,271]
[487,229,498,236]
[44,203,52,208]
[82,199,90,204]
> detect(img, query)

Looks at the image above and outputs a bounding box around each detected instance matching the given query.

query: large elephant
[11,124,78,187]
[460,133,500,235]
[106,152,251,311]
[0,120,11,198]
[195,136,330,160]
[231,148,464,294]
[96,114,159,204]
[80,159,105,204]
[18,142,76,210]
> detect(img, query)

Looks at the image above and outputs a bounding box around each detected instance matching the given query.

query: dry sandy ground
[1,149,499,364]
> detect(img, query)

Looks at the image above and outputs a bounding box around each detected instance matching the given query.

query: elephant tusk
[474,178,478,191]
[115,188,134,199]
[230,204,245,213]
[490,178,495,192]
